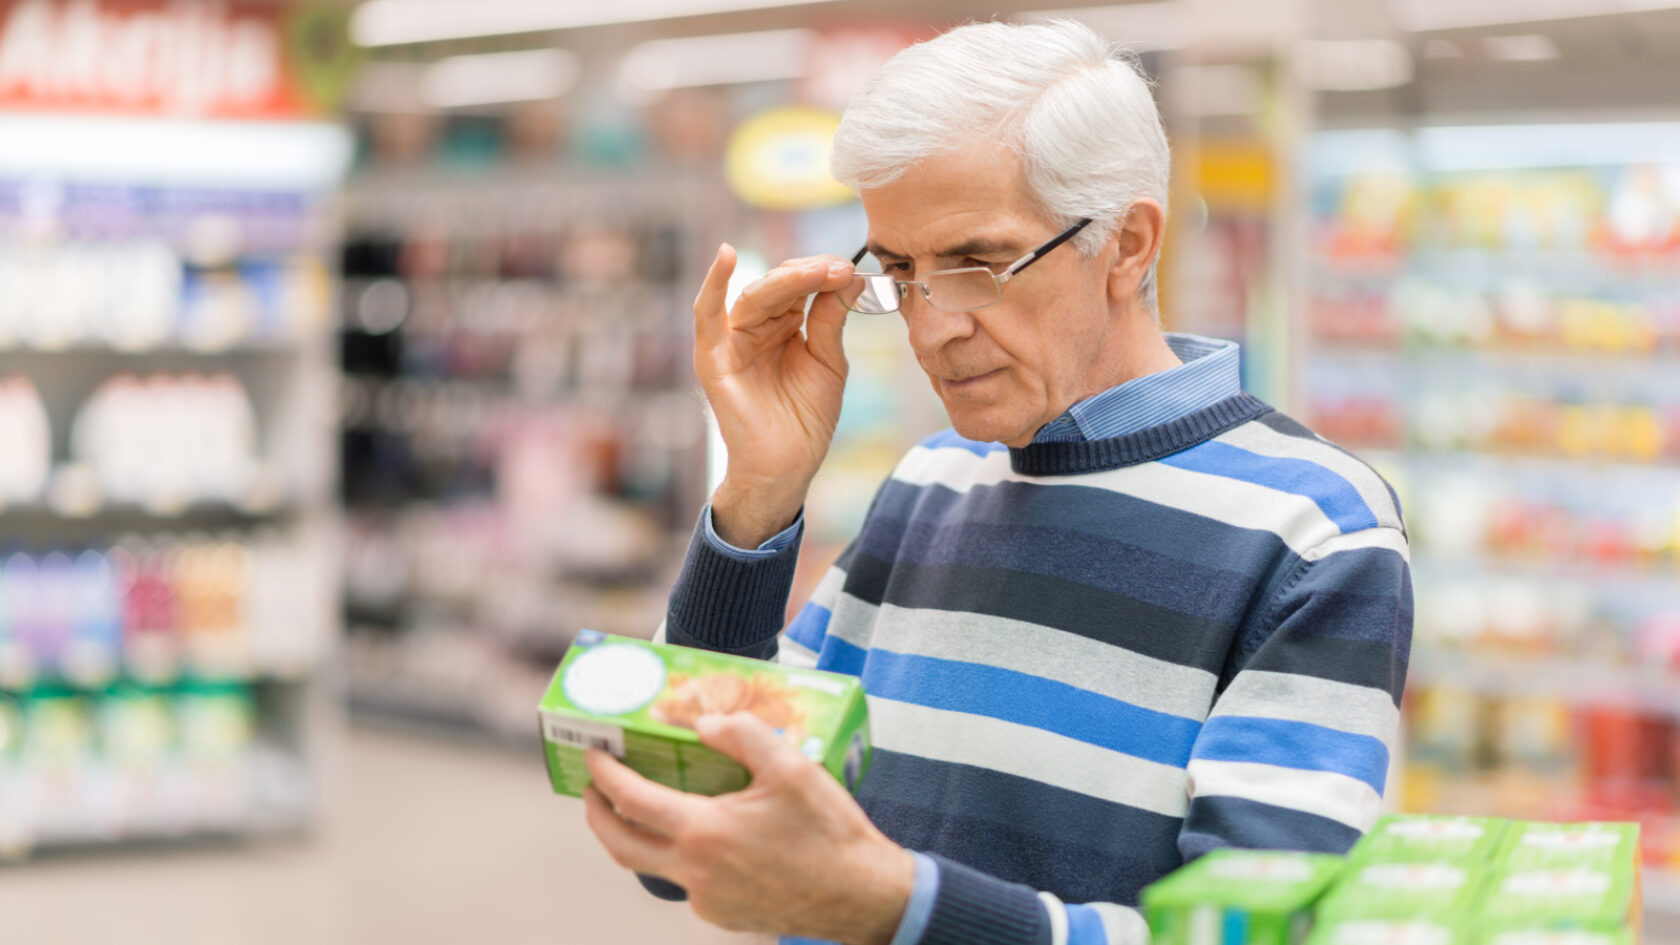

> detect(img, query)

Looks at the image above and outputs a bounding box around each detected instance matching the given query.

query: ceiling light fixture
[619,29,812,94]
[1389,0,1680,33]
[1481,33,1562,61]
[423,49,581,108]
[352,0,842,47]
[1296,39,1415,91]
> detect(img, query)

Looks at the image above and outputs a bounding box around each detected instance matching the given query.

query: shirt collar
[1031,333,1242,444]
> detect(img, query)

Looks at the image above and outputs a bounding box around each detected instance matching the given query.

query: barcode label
[542,714,625,757]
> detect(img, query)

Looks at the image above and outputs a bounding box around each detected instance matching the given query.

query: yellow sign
[726,106,854,210]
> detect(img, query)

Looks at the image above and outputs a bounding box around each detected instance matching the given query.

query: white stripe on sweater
[1217,422,1402,532]
[869,697,1192,818]
[893,445,1346,558]
[829,598,1219,722]
[1186,758,1382,831]
[1209,670,1400,745]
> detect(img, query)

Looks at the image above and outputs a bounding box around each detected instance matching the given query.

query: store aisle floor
[0,726,768,945]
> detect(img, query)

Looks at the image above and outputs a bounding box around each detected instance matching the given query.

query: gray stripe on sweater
[827,596,1220,722]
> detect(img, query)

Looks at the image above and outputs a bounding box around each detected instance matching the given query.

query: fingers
[586,749,700,837]
[804,284,851,379]
[583,786,675,876]
[693,243,738,345]
[728,256,855,331]
[695,712,797,780]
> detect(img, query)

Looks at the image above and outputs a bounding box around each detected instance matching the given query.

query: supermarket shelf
[1363,448,1680,484]
[0,747,315,863]
[0,341,307,357]
[1313,343,1680,374]
[0,499,302,530]
[1407,647,1680,713]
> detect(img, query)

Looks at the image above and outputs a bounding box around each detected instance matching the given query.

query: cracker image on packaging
[538,630,871,799]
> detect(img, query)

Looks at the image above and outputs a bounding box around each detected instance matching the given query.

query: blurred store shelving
[0,0,353,859]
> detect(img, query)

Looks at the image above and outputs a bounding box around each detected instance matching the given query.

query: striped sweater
[661,392,1412,945]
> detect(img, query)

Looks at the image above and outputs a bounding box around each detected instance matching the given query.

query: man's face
[859,144,1120,448]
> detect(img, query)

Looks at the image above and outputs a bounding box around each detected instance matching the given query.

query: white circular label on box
[562,645,666,716]
[1385,819,1484,841]
[1520,830,1619,851]
[1204,856,1313,882]
[1358,863,1467,890]
[1501,869,1612,897]
[1329,920,1452,945]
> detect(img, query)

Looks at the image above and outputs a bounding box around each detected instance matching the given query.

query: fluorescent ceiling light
[0,116,352,190]
[1481,33,1561,61]
[352,0,842,46]
[620,29,812,93]
[1018,2,1189,50]
[1389,0,1680,32]
[1297,39,1414,91]
[1174,63,1264,117]
[423,49,580,107]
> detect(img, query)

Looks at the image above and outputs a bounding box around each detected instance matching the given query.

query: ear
[1105,199,1166,306]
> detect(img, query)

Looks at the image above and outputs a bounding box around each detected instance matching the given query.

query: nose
[901,290,977,359]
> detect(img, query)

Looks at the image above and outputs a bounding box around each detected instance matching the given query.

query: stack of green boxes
[1140,816,1641,945]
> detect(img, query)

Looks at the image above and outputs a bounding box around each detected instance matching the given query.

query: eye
[884,261,912,275]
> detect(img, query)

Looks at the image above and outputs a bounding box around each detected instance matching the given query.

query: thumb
[695,711,793,778]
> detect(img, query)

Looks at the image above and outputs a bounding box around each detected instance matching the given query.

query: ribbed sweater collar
[1008,392,1272,477]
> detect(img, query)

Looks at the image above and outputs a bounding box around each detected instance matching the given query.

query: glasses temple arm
[1002,217,1094,278]
[850,247,869,265]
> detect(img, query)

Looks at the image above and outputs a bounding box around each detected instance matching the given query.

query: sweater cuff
[918,854,1052,945]
[666,508,802,655]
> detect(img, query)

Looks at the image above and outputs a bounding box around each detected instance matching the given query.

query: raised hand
[693,244,855,548]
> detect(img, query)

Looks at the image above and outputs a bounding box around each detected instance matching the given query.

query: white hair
[830,19,1171,309]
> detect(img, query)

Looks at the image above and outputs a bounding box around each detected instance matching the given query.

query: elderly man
[581,18,1410,945]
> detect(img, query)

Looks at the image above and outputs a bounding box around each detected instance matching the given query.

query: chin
[947,409,1030,447]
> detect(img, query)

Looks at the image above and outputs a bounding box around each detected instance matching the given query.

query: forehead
[858,142,1048,255]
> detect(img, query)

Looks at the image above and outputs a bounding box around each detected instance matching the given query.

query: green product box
[1475,929,1633,945]
[1304,916,1467,945]
[1315,860,1483,921]
[1494,822,1639,870]
[537,630,872,798]
[1477,863,1637,932]
[1142,849,1346,945]
[1350,815,1509,864]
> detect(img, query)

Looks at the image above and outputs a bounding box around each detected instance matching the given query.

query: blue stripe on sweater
[861,649,1201,766]
[1158,441,1380,533]
[1066,904,1108,944]
[1192,715,1389,793]
[785,602,831,652]
[917,428,1006,457]
[815,632,868,677]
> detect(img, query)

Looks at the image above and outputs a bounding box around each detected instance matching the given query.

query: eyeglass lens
[840,269,1003,315]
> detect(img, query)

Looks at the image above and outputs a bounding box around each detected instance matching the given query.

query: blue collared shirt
[705,332,1243,560]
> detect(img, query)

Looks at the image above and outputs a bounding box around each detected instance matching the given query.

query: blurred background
[1,0,1679,942]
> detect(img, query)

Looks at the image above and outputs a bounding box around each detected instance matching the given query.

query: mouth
[940,369,1002,391]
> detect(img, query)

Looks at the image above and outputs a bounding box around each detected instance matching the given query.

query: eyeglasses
[838,218,1092,315]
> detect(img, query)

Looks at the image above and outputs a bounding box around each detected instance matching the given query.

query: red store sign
[0,0,355,119]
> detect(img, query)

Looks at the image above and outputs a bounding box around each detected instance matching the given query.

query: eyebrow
[864,236,1025,262]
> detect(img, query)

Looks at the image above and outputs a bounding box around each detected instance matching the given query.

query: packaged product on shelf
[1495,822,1640,869]
[1304,916,1467,945]
[1477,930,1632,945]
[1477,862,1639,933]
[1315,860,1483,921]
[538,630,871,798]
[1140,849,1345,945]
[1351,815,1509,864]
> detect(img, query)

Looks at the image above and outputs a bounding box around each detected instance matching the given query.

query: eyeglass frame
[843,216,1094,315]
